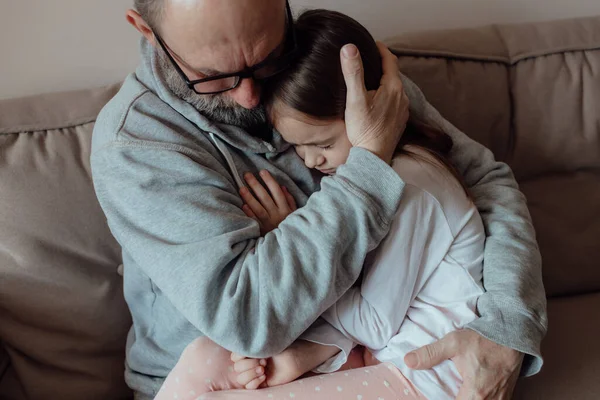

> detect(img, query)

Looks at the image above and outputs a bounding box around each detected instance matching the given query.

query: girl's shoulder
[391,146,480,233]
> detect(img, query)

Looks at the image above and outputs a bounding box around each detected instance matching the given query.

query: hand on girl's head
[339,42,409,163]
[231,352,268,389]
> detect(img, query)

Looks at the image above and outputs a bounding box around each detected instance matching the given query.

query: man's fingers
[376,41,400,83]
[340,43,367,109]
[400,91,410,125]
[405,333,458,370]
[455,381,478,400]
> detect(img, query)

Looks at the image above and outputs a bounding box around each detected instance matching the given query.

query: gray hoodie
[91,39,547,398]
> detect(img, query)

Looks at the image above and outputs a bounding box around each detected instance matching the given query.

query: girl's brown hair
[265,9,469,195]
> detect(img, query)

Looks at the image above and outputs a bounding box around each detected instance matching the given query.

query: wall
[2,0,600,100]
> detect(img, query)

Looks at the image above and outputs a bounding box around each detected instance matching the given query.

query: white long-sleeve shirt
[318,148,486,399]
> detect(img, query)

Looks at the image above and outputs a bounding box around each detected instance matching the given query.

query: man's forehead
[161,0,286,72]
[162,0,285,40]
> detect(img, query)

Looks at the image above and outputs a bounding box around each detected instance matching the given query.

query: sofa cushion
[0,366,26,400]
[514,293,600,399]
[510,47,600,181]
[520,172,600,297]
[388,15,600,297]
[0,85,132,400]
[388,16,600,180]
[397,56,512,161]
[0,344,8,382]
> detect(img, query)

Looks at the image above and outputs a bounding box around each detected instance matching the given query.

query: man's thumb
[404,336,455,370]
[340,44,367,108]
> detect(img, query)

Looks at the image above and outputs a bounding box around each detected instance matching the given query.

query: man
[91,0,547,398]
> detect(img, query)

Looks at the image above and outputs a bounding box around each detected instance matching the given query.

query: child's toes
[234,358,260,373]
[245,374,267,390]
[236,366,265,386]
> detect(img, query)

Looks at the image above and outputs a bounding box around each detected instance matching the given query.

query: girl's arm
[322,185,453,350]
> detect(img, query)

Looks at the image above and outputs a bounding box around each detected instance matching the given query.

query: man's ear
[126,9,156,46]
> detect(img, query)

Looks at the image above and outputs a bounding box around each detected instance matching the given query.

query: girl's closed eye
[317,144,333,150]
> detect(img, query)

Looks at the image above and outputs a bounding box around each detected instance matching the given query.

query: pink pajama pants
[155,337,427,400]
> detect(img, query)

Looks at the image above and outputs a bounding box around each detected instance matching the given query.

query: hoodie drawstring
[208,132,246,190]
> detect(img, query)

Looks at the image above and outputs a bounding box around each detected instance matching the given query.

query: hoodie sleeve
[91,133,404,358]
[451,133,547,376]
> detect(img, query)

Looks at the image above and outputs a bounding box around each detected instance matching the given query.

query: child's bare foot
[230,353,267,389]
[231,341,343,389]
[231,348,303,389]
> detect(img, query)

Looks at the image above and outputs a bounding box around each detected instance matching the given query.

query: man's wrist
[355,143,394,164]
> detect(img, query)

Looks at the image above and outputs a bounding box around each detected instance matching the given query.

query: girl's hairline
[267,98,343,126]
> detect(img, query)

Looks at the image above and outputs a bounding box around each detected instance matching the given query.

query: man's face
[156,0,287,130]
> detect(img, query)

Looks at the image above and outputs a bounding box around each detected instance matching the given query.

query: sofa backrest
[0,85,132,399]
[387,16,600,298]
[388,16,600,179]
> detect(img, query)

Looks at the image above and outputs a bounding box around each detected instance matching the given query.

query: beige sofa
[1,16,599,400]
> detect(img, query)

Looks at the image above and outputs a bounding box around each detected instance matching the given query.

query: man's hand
[240,170,297,235]
[404,329,524,400]
[340,42,409,164]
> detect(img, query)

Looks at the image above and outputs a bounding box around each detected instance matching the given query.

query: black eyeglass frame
[153,0,297,95]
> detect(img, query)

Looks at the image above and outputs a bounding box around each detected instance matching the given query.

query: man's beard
[158,52,269,134]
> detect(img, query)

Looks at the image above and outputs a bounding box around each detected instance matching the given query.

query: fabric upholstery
[514,293,600,400]
[387,15,600,296]
[0,85,132,400]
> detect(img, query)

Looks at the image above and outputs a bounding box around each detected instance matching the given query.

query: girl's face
[272,105,352,175]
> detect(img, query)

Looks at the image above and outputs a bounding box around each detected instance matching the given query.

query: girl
[156,9,485,400]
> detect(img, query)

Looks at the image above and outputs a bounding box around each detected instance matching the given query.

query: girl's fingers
[244,173,277,213]
[240,187,269,221]
[242,204,259,221]
[282,186,297,211]
[259,170,287,210]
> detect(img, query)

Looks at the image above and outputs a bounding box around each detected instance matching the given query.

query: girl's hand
[239,170,297,235]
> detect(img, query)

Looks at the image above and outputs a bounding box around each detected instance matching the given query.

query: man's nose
[229,78,261,109]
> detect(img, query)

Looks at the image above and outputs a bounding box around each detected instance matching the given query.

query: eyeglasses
[153,1,298,95]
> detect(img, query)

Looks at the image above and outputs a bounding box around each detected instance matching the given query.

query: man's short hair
[134,0,165,31]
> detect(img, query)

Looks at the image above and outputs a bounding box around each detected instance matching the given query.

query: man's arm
[445,109,546,375]
[401,76,547,376]
[92,141,403,358]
